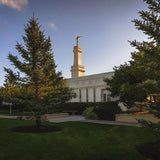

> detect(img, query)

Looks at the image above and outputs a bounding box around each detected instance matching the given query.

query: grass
[0,118,159,160]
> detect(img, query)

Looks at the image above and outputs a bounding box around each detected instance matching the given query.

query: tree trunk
[34,84,41,128]
[36,116,41,128]
[9,103,12,114]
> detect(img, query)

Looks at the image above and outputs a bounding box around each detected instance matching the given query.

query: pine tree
[131,0,160,136]
[105,0,160,136]
[4,16,72,128]
[2,68,19,114]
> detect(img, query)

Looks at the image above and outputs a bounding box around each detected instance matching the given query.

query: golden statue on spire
[76,36,82,46]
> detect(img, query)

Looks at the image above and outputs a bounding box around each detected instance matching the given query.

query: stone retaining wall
[116,114,160,123]
[29,113,69,120]
[45,113,69,119]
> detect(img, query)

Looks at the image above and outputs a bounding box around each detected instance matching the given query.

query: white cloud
[49,22,56,30]
[0,0,28,11]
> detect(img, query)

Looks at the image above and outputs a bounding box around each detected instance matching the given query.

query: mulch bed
[12,125,61,133]
[136,141,160,160]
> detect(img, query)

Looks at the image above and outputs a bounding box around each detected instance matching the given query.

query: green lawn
[0,118,159,160]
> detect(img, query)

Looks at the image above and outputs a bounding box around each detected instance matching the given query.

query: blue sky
[0,0,148,86]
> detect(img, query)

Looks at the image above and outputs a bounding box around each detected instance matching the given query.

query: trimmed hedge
[95,103,121,120]
[62,101,122,120]
[0,101,122,120]
[0,104,24,110]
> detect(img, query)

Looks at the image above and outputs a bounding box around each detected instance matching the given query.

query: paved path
[48,116,140,127]
[49,116,85,123]
[82,119,140,127]
[0,115,17,119]
[0,115,140,127]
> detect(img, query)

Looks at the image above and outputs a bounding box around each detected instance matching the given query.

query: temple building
[66,36,117,102]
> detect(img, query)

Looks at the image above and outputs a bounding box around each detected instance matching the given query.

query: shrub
[82,106,99,120]
[62,102,87,114]
[95,103,121,120]
[62,101,122,120]
[0,104,24,110]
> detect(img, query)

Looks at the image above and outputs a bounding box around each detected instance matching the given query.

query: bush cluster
[0,104,24,110]
[0,101,122,120]
[82,106,99,120]
[95,103,121,120]
[62,101,122,120]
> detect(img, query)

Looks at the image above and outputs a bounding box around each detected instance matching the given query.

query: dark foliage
[105,0,160,109]
[95,103,121,120]
[62,101,121,120]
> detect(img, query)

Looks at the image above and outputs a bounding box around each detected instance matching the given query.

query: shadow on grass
[136,140,160,160]
[11,125,61,133]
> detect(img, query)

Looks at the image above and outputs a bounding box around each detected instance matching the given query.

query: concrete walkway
[49,115,85,123]
[48,116,140,127]
[0,115,140,127]
[0,115,29,119]
[82,119,140,127]
[0,115,17,119]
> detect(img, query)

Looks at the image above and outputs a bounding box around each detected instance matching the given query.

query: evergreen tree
[131,0,160,136]
[4,16,72,128]
[105,62,148,107]
[105,0,160,136]
[2,68,19,114]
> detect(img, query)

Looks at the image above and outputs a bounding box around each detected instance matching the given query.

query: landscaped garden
[0,1,160,160]
[0,118,159,160]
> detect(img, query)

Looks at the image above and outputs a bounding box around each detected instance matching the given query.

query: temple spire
[71,36,85,78]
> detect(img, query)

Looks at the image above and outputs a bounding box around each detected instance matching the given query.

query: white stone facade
[66,72,118,102]
[67,38,118,103]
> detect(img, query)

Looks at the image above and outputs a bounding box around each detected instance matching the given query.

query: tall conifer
[4,16,72,127]
[105,0,160,136]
